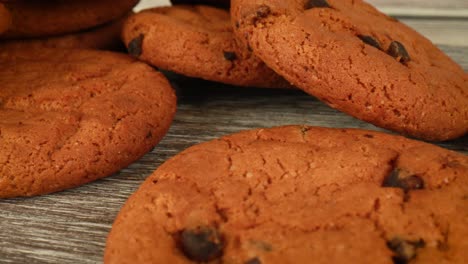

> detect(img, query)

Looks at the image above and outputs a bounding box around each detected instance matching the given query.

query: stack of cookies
[0,0,178,198]
[0,0,467,263]
[0,0,139,50]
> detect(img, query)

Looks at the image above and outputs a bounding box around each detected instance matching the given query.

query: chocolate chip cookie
[122,5,290,88]
[105,126,468,263]
[0,47,177,198]
[231,0,468,141]
[1,0,138,39]
[0,13,128,50]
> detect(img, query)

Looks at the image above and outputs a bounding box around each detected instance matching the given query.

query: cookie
[171,0,230,9]
[121,5,290,88]
[0,13,128,50]
[0,47,176,198]
[105,125,468,263]
[1,0,138,39]
[231,0,468,141]
[0,3,11,34]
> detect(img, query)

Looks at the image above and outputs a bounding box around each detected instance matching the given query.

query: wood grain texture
[400,18,468,47]
[0,44,466,264]
[368,0,468,11]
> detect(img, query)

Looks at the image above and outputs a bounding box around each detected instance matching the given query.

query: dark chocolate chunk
[358,35,382,50]
[128,34,144,58]
[387,238,425,264]
[179,226,224,262]
[387,41,410,64]
[246,257,262,264]
[223,51,237,61]
[256,5,271,19]
[305,0,331,9]
[382,169,424,192]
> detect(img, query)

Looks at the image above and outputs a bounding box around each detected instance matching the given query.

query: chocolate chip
[382,169,424,192]
[305,0,331,9]
[256,5,271,19]
[387,41,410,64]
[245,257,262,264]
[358,35,382,50]
[179,226,224,262]
[223,51,237,61]
[387,238,425,264]
[128,34,144,58]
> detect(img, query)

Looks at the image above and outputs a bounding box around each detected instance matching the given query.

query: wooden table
[1,1,467,263]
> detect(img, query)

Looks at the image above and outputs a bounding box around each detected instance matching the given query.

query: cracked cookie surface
[121,5,290,88]
[231,0,468,141]
[1,0,138,39]
[105,126,468,264]
[0,47,177,198]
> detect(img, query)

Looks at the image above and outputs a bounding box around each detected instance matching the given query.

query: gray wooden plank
[399,19,468,47]
[0,44,466,264]
[368,0,468,11]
